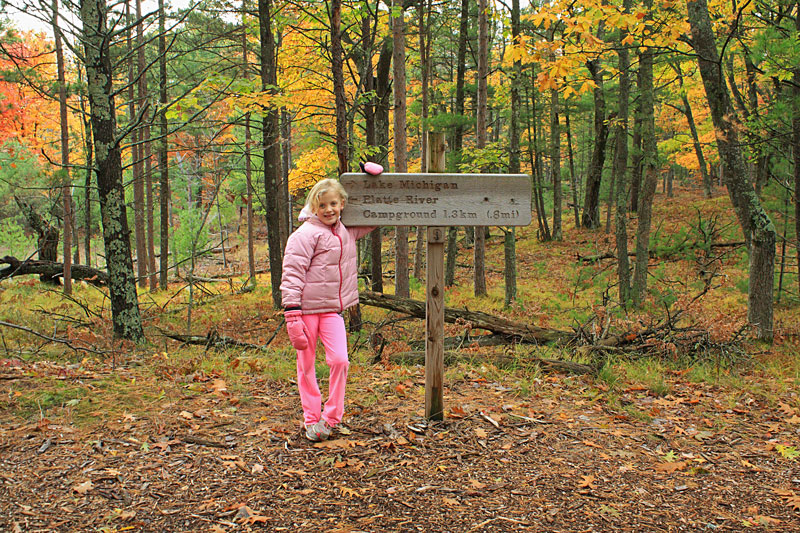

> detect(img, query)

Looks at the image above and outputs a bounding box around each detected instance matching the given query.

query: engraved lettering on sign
[406,195,438,204]
[398,180,458,191]
[363,210,438,221]
[363,179,394,189]
[363,194,399,204]
[487,209,520,220]
[340,172,533,227]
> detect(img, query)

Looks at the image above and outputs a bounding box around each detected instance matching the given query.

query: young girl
[280,178,375,442]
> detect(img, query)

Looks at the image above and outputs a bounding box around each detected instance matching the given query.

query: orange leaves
[655,461,688,474]
[72,480,93,495]
[577,474,596,489]
[773,488,800,511]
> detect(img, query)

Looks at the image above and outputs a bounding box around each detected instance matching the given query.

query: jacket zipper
[332,224,344,311]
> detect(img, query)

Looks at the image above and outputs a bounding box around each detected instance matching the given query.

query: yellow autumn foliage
[287,145,337,194]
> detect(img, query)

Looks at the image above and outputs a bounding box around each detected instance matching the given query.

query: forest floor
[2,185,800,532]
[2,353,800,532]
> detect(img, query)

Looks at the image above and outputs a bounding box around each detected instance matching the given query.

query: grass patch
[620,360,671,397]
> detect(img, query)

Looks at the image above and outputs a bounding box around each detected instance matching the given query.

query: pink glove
[359,161,384,175]
[284,310,308,350]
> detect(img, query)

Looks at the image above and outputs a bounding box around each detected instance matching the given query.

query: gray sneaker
[304,420,332,442]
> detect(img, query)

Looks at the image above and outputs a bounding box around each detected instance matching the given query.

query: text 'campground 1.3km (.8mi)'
[339,173,532,227]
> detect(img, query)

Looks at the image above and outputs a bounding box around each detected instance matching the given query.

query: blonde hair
[305,178,348,213]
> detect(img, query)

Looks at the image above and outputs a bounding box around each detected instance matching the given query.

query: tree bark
[76,66,93,268]
[83,116,93,268]
[687,0,776,340]
[505,0,522,306]
[371,35,393,293]
[614,0,632,305]
[331,0,348,175]
[158,0,170,290]
[414,0,430,281]
[359,290,573,343]
[629,67,643,213]
[549,26,562,241]
[632,41,658,307]
[446,0,470,287]
[582,56,608,229]
[392,0,410,298]
[794,0,800,298]
[259,0,284,308]
[127,0,146,289]
[1,256,108,286]
[474,0,488,297]
[15,196,59,283]
[137,0,156,291]
[52,0,72,295]
[80,0,144,341]
[243,3,257,287]
[565,103,580,228]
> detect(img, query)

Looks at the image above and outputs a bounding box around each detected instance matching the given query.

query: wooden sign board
[340,173,532,227]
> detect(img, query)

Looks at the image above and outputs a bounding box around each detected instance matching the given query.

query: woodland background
[1,0,800,530]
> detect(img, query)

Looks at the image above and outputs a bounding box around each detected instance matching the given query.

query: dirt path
[2,357,799,532]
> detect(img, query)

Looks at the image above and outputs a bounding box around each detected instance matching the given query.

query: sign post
[426,133,447,420]
[341,140,531,420]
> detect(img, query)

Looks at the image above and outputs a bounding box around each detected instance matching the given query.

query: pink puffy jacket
[280,215,374,314]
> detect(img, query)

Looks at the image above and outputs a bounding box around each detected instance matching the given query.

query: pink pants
[296,312,349,426]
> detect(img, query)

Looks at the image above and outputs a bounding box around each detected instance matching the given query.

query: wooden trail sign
[340,173,532,227]
[341,137,531,420]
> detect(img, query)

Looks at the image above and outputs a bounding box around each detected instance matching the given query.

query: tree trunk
[504,0,522,306]
[281,108,292,238]
[614,0,632,305]
[582,55,608,229]
[549,27,562,241]
[565,103,580,228]
[632,42,658,307]
[127,0,147,289]
[392,0,410,298]
[605,134,617,234]
[80,0,144,342]
[687,0,776,341]
[446,0,470,287]
[137,0,156,291]
[76,66,93,267]
[331,0,348,175]
[629,71,643,213]
[414,0,430,281]
[83,119,93,268]
[158,0,170,290]
[259,0,284,308]
[794,0,800,298]
[52,0,72,295]
[242,2,256,287]
[372,36,393,293]
[15,196,59,282]
[474,0,488,297]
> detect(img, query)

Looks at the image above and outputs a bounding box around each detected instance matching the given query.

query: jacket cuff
[284,306,301,312]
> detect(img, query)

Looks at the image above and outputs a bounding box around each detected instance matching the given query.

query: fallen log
[577,241,746,263]
[388,351,594,374]
[0,256,108,286]
[158,328,271,352]
[359,290,574,344]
